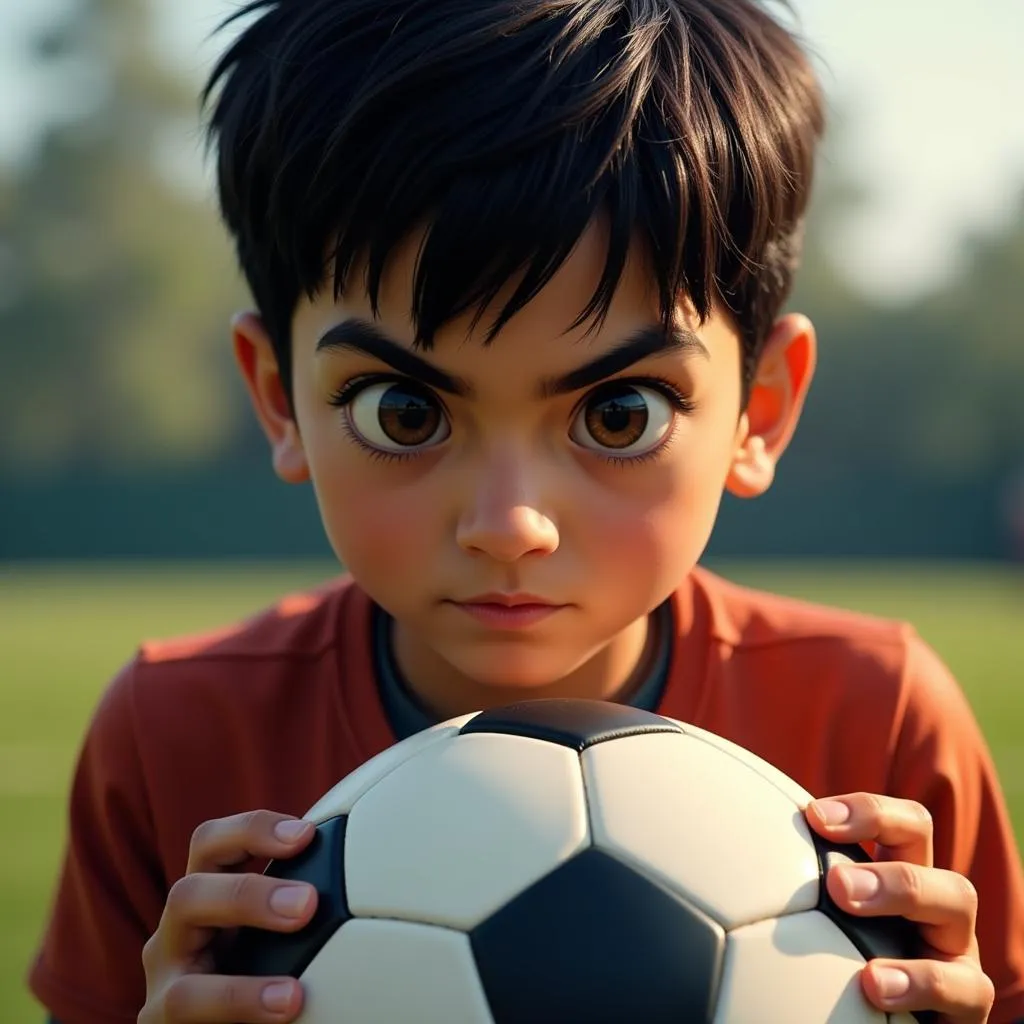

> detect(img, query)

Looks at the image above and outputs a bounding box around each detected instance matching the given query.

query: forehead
[293,223,740,380]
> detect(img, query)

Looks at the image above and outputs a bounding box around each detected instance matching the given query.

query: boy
[28,0,1024,1021]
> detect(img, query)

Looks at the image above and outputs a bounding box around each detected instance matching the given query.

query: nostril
[456,506,559,562]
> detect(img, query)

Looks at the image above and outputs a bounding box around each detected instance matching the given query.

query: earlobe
[231,311,310,485]
[727,433,776,498]
[725,313,816,500]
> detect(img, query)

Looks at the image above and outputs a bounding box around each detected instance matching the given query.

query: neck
[391,613,655,722]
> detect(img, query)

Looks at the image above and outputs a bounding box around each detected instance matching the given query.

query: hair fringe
[202,0,825,399]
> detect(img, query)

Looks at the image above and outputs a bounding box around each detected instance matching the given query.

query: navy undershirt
[373,599,674,739]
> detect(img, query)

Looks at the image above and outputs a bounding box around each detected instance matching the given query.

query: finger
[861,957,995,1024]
[160,972,304,1023]
[159,871,317,961]
[186,810,315,873]
[826,861,978,957]
[806,793,933,867]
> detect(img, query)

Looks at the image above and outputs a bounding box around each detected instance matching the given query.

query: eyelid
[329,372,695,418]
[328,372,436,409]
[584,374,696,414]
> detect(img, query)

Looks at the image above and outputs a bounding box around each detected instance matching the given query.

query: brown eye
[348,382,449,451]
[571,384,674,455]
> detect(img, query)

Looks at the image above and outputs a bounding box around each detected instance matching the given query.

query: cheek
[580,477,721,584]
[300,415,442,589]
[576,420,736,585]
[317,472,438,584]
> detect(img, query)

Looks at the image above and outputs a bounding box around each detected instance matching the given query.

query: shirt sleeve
[888,629,1024,1024]
[28,658,167,1024]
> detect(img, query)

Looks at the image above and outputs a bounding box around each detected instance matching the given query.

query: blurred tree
[0,0,247,475]
[791,191,1024,485]
[780,98,1024,487]
[910,189,1024,479]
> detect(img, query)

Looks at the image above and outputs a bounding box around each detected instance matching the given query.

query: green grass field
[1,561,1022,1021]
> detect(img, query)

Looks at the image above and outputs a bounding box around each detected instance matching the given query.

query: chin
[444,646,582,695]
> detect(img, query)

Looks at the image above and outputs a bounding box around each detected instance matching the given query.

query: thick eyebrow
[540,324,709,397]
[316,318,708,399]
[316,319,471,396]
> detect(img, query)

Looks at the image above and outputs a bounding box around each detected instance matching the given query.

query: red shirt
[28,568,1024,1023]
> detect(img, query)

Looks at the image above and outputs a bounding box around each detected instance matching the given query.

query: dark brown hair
[203,0,825,402]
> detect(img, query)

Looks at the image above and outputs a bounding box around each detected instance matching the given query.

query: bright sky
[2,0,1023,301]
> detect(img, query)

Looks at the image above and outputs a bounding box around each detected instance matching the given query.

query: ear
[726,313,817,499]
[232,311,310,484]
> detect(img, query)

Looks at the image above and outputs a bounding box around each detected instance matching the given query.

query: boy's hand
[806,793,996,1024]
[139,809,317,1023]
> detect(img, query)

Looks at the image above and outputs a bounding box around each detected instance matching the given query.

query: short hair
[202,0,825,403]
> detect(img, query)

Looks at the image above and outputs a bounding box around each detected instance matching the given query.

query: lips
[456,592,561,608]
[447,593,567,630]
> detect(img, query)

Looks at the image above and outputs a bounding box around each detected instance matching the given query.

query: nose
[456,452,559,563]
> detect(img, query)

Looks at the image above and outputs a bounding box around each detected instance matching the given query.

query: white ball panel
[303,716,477,823]
[345,732,589,929]
[298,919,494,1024]
[714,912,884,1024]
[662,717,815,808]
[583,732,820,928]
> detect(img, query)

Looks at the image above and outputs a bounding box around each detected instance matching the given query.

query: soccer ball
[223,699,922,1023]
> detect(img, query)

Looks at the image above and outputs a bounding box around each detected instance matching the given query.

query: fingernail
[839,866,880,903]
[275,819,311,842]
[812,800,851,826]
[262,981,295,1012]
[270,885,313,918]
[873,966,911,1001]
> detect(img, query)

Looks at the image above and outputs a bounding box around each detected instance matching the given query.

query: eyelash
[337,418,415,465]
[327,372,696,465]
[602,375,695,415]
[328,373,408,409]
[329,374,446,466]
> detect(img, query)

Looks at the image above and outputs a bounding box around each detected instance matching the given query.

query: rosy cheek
[587,495,691,577]
[579,449,726,586]
[319,477,432,582]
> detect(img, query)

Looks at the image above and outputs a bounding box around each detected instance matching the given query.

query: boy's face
[236,223,815,698]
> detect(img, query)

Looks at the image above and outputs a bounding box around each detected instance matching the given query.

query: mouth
[447,593,567,629]
[457,592,561,608]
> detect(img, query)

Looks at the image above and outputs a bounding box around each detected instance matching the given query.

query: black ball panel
[460,698,683,751]
[470,846,726,1024]
[813,836,920,961]
[218,815,350,979]
[813,836,935,1024]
